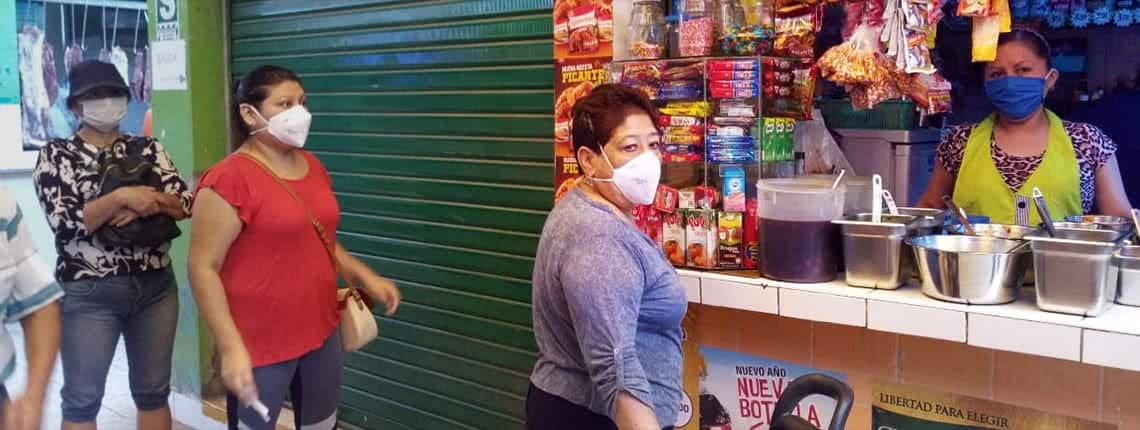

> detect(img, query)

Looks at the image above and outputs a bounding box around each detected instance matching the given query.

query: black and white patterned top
[32,135,192,282]
[936,121,1117,214]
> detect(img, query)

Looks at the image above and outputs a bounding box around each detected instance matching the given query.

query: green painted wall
[147,0,228,398]
[230,0,552,428]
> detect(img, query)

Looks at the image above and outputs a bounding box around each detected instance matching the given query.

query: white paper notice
[151,39,188,91]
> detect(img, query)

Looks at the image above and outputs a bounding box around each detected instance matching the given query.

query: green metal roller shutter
[229,1,552,428]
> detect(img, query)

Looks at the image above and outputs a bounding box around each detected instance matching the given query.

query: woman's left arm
[335,241,400,315]
[1094,155,1133,216]
[149,139,193,220]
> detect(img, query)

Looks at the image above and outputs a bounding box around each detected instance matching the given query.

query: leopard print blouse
[936,121,1117,214]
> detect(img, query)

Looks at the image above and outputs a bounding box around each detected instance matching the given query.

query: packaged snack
[666,132,704,146]
[717,212,744,269]
[743,199,759,269]
[710,69,760,81]
[685,209,718,269]
[621,61,665,82]
[660,101,713,117]
[663,211,687,266]
[662,151,704,163]
[661,80,705,100]
[695,186,720,209]
[708,59,760,71]
[719,25,776,56]
[710,80,761,91]
[762,57,816,119]
[773,8,819,58]
[655,184,680,213]
[958,0,992,16]
[658,115,704,127]
[679,17,715,57]
[678,189,697,209]
[662,61,706,80]
[710,86,761,99]
[568,4,601,54]
[707,148,758,163]
[722,167,747,212]
[709,124,750,137]
[717,100,758,117]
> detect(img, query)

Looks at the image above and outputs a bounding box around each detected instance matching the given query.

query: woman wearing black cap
[32,60,190,430]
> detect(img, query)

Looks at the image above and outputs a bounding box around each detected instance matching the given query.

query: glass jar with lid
[629,1,666,59]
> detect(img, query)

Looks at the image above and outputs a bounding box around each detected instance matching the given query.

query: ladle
[1031,187,1057,237]
[942,195,975,235]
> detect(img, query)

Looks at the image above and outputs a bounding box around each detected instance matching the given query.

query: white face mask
[592,149,661,205]
[79,97,128,133]
[250,105,312,148]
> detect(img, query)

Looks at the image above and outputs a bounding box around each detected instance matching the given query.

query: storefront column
[146,0,227,399]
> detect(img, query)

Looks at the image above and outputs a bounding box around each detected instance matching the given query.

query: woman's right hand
[114,186,161,217]
[220,344,258,406]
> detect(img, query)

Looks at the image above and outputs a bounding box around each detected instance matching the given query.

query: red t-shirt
[195,150,341,367]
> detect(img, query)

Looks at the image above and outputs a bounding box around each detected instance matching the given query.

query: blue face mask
[985,76,1047,121]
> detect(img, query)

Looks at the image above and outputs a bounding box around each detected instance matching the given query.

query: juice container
[717,212,744,269]
[663,211,687,267]
[645,209,664,247]
[743,198,759,269]
[685,209,717,269]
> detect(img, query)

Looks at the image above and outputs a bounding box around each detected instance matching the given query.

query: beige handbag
[238,153,378,352]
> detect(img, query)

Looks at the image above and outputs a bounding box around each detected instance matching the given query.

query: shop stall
[554,1,1140,429]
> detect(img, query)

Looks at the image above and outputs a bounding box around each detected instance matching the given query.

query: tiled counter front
[680,270,1140,429]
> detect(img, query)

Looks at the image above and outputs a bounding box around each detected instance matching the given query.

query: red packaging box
[654,185,680,213]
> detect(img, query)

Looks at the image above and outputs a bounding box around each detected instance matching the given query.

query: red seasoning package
[654,185,680,213]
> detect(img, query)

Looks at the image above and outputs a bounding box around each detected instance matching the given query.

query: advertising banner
[873,383,1116,430]
[696,346,846,430]
[553,0,614,61]
[553,57,611,201]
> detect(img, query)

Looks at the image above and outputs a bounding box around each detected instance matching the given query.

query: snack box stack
[706,59,760,165]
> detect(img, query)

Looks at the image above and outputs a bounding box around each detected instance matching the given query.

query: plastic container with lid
[799,174,873,215]
[755,178,847,283]
[629,1,666,59]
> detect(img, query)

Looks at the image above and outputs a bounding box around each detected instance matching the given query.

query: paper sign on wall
[151,39,187,91]
[156,0,181,41]
[698,346,847,430]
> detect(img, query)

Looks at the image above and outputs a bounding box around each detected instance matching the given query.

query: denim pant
[59,268,179,423]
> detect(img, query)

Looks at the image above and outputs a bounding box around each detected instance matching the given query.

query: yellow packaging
[971,16,1000,62]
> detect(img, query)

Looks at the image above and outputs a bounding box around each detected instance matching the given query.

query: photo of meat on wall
[14,0,150,150]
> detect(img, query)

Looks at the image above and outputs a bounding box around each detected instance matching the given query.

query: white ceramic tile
[866,285,969,312]
[701,277,779,314]
[766,277,873,299]
[1082,330,1140,372]
[968,313,1082,361]
[779,288,867,327]
[1078,304,1140,336]
[677,271,701,303]
[867,299,967,342]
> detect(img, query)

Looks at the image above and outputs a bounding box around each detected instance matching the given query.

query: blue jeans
[59,268,179,423]
[226,330,343,430]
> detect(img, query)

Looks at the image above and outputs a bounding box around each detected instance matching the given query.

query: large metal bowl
[1065,215,1133,232]
[907,235,1033,305]
[945,223,1038,240]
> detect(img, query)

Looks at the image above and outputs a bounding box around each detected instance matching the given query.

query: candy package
[958,0,992,16]
[717,99,758,117]
[662,61,705,80]
[660,101,713,117]
[719,25,776,56]
[773,6,820,58]
[679,16,715,57]
[659,115,704,127]
[762,57,816,119]
[708,59,760,71]
[661,80,705,100]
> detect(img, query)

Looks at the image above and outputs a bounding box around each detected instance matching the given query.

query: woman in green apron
[917,29,1132,225]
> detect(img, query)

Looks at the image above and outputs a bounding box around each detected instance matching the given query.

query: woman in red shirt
[187,65,400,429]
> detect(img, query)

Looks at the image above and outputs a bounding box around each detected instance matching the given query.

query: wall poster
[873,383,1117,430]
[4,0,150,171]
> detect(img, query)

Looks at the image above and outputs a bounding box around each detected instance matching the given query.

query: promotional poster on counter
[872,383,1116,430]
[692,346,846,430]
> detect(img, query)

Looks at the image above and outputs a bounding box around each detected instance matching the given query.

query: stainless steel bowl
[896,208,946,234]
[946,223,1038,240]
[1051,222,1102,230]
[1116,246,1140,307]
[834,215,916,289]
[1065,215,1132,232]
[907,235,1032,305]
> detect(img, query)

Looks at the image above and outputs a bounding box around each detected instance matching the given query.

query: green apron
[951,111,1082,226]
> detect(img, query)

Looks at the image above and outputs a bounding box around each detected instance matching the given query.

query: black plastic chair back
[769,373,854,430]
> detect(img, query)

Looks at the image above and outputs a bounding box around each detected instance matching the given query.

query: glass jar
[678,0,714,57]
[715,0,748,40]
[629,1,667,59]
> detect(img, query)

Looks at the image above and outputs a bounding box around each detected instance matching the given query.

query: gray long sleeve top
[530,187,687,426]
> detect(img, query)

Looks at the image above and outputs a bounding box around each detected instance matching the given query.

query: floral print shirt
[32,135,192,282]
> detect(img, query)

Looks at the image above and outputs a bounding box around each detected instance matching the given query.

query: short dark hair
[231,65,302,148]
[998,28,1052,67]
[570,84,659,157]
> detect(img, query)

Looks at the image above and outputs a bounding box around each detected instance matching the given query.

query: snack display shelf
[676,269,1140,372]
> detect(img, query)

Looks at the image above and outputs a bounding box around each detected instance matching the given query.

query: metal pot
[833,215,915,289]
[946,223,1038,285]
[1027,228,1124,316]
[907,235,1032,305]
[1114,246,1140,307]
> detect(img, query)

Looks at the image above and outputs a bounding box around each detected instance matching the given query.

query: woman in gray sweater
[528,84,686,430]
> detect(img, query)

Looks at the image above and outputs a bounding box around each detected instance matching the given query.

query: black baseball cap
[67,60,129,107]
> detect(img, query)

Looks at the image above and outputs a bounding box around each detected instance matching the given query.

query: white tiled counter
[678,270,1140,373]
